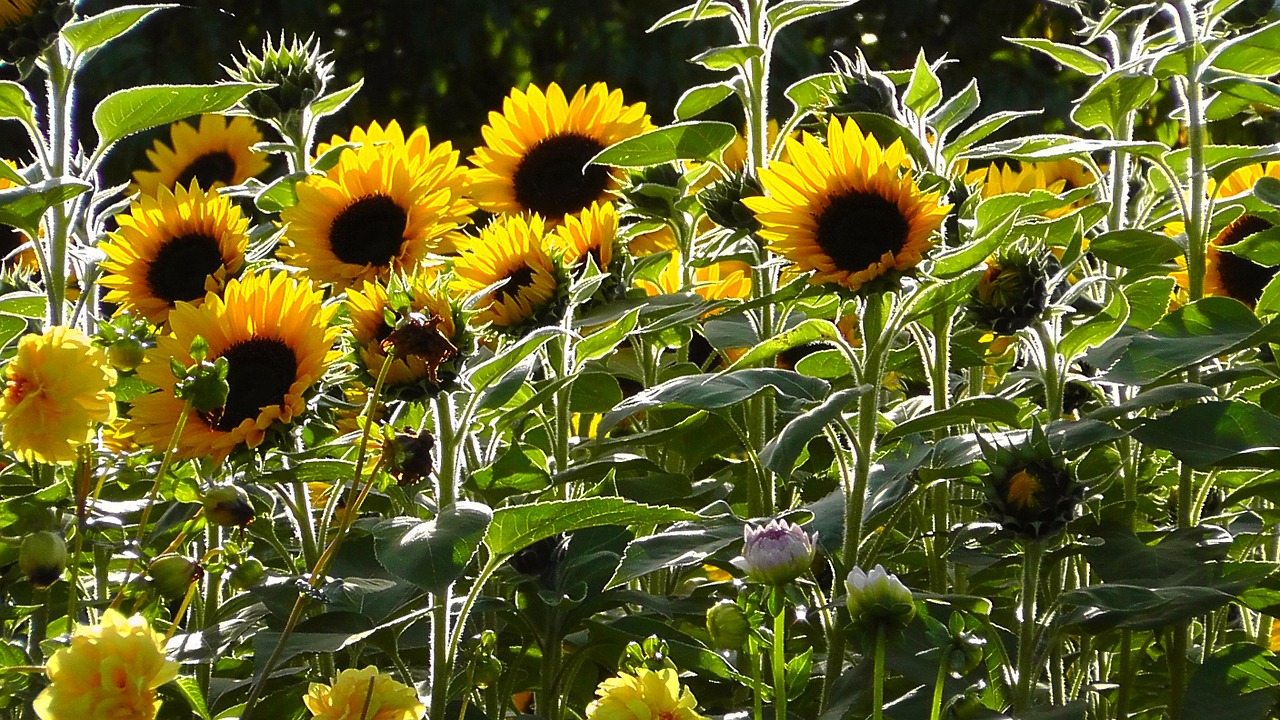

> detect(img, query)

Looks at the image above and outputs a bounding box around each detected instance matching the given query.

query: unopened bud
[706,601,750,651]
[19,531,66,589]
[150,554,202,600]
[203,484,254,527]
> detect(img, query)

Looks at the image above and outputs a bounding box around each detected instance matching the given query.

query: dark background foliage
[2,0,1277,182]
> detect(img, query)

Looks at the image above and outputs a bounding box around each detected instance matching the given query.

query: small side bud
[19,530,66,589]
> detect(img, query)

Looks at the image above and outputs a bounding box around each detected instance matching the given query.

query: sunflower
[452,214,561,329]
[281,124,471,288]
[467,82,653,222]
[585,669,708,720]
[965,160,1095,219]
[132,115,269,196]
[0,160,37,274]
[0,0,36,28]
[637,249,751,309]
[100,182,249,324]
[1201,214,1278,307]
[549,201,619,269]
[346,273,466,393]
[1216,161,1280,200]
[743,117,950,293]
[129,271,339,460]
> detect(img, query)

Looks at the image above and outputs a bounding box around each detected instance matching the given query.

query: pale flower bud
[732,519,816,585]
[845,564,916,630]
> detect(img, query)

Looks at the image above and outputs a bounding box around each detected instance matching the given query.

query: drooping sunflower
[0,0,70,66]
[1216,161,1280,200]
[281,124,472,288]
[743,117,951,293]
[346,273,467,395]
[100,182,249,324]
[451,214,561,329]
[467,82,653,222]
[129,271,340,460]
[548,201,619,269]
[132,115,270,196]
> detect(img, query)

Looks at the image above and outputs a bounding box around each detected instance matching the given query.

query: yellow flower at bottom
[1,326,117,464]
[305,666,424,720]
[33,610,179,720]
[585,668,708,720]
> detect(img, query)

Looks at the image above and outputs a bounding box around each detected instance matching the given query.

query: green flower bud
[845,564,916,630]
[225,34,335,125]
[473,656,503,689]
[979,428,1083,541]
[0,0,74,73]
[705,601,751,651]
[174,356,230,414]
[150,554,202,600]
[203,484,254,527]
[968,245,1058,335]
[106,338,147,372]
[19,530,66,589]
[700,171,763,233]
[229,558,265,589]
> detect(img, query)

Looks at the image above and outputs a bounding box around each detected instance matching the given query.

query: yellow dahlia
[33,610,179,720]
[549,201,619,269]
[129,271,340,459]
[451,214,561,328]
[132,115,269,196]
[0,326,116,465]
[467,82,653,222]
[346,274,463,392]
[100,182,249,324]
[304,666,424,720]
[585,668,708,720]
[281,123,471,288]
[743,117,950,292]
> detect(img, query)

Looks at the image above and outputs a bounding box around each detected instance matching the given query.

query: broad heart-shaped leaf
[61,4,174,57]
[607,508,743,588]
[762,386,868,475]
[372,502,492,593]
[0,80,36,127]
[1257,175,1280,209]
[463,325,565,389]
[766,0,859,34]
[1090,297,1280,386]
[1071,71,1158,134]
[1088,229,1184,268]
[93,83,263,149]
[1180,644,1280,720]
[1131,401,1280,469]
[1083,524,1232,587]
[591,121,737,167]
[690,43,764,72]
[0,177,91,236]
[1059,283,1129,361]
[484,498,699,558]
[1058,583,1238,632]
[881,396,1021,443]
[597,368,830,434]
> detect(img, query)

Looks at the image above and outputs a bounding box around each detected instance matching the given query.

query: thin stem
[1034,321,1063,423]
[842,297,887,569]
[1014,540,1044,713]
[872,624,887,720]
[751,636,765,720]
[929,653,948,720]
[772,606,788,720]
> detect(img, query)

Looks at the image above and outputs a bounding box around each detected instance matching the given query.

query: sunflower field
[5,0,1280,719]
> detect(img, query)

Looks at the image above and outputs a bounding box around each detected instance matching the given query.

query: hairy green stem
[1014,540,1043,713]
[41,46,74,327]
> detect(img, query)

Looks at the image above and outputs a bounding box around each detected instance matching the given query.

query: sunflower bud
[968,247,1057,335]
[807,50,900,129]
[19,530,66,589]
[845,564,915,630]
[700,171,763,233]
[149,554,202,600]
[225,34,335,125]
[229,558,265,589]
[203,484,254,527]
[979,429,1083,541]
[706,601,751,651]
[732,519,816,585]
[174,355,230,415]
[106,338,146,372]
[0,0,74,73]
[618,165,682,219]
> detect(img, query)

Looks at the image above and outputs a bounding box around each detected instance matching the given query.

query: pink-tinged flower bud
[732,519,816,585]
[845,564,915,630]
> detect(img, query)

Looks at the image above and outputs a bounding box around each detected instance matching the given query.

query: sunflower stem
[1033,320,1063,423]
[872,623,887,720]
[741,0,771,175]
[40,44,75,327]
[928,305,953,594]
[1013,539,1044,713]
[842,295,887,569]
[772,604,788,720]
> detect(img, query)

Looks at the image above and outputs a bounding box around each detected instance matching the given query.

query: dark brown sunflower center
[175,152,238,190]
[146,233,225,304]
[0,224,23,265]
[209,337,298,432]
[330,194,409,267]
[814,190,910,275]
[1217,214,1277,306]
[512,133,610,219]
[495,265,536,303]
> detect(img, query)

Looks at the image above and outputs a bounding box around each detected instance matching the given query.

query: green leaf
[61,4,174,57]
[577,307,643,368]
[1088,229,1184,267]
[0,81,36,128]
[930,79,980,140]
[172,676,212,720]
[254,172,304,214]
[0,177,91,236]
[1132,401,1280,469]
[785,73,842,114]
[1060,583,1236,632]
[674,81,737,121]
[471,443,551,496]
[942,110,1041,164]
[961,134,1167,163]
[0,314,25,350]
[1181,644,1280,720]
[1257,176,1280,209]
[690,43,764,72]
[485,498,699,558]
[0,160,24,185]
[464,325,565,389]
[648,1,735,31]
[1219,227,1280,267]
[1123,276,1178,330]
[1209,22,1280,77]
[0,292,45,319]
[904,50,942,117]
[931,202,1020,279]
[1009,37,1109,75]
[311,79,364,120]
[767,0,858,34]
[882,397,1021,443]
[723,318,840,372]
[762,386,867,474]
[1093,297,1280,386]
[592,121,737,167]
[93,83,264,149]
[598,369,830,434]
[1059,284,1130,361]
[1071,72,1159,134]
[372,503,493,593]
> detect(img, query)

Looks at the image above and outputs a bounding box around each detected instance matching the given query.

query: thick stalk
[752,636,765,720]
[742,0,770,175]
[41,47,74,327]
[430,587,455,720]
[929,306,952,593]
[842,298,887,568]
[772,607,788,720]
[1034,321,1063,423]
[1115,631,1133,719]
[1013,540,1044,713]
[872,624,887,720]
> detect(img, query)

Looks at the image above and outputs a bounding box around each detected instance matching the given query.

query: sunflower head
[1203,213,1278,308]
[452,214,567,332]
[225,34,334,125]
[968,244,1059,335]
[978,429,1082,541]
[549,200,621,272]
[467,82,654,223]
[131,115,270,196]
[966,160,1095,219]
[700,170,763,233]
[0,0,71,71]
[1216,161,1280,200]
[805,50,900,128]
[743,117,951,294]
[101,181,249,324]
[617,164,682,220]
